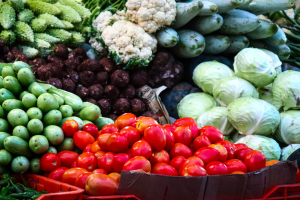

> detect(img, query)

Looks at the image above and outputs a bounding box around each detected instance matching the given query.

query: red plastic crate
[82,195,140,200]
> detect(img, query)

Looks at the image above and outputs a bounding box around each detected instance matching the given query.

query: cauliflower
[125,0,176,33]
[92,11,126,33]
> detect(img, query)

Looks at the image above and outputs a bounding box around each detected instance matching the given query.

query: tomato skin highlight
[163,128,175,151]
[112,153,131,173]
[179,156,204,175]
[120,126,140,147]
[101,124,119,135]
[136,117,158,134]
[85,174,118,196]
[152,163,178,176]
[170,143,192,159]
[57,151,79,168]
[174,118,196,127]
[94,151,106,160]
[235,143,248,152]
[74,172,93,189]
[150,150,170,166]
[244,150,266,172]
[193,135,211,152]
[180,164,207,177]
[115,113,137,129]
[93,169,108,175]
[199,126,224,143]
[61,168,88,185]
[106,133,129,153]
[209,144,228,162]
[84,144,92,153]
[83,123,98,138]
[131,140,152,159]
[48,167,68,181]
[173,126,192,146]
[235,148,253,161]
[73,131,95,150]
[62,120,79,137]
[98,152,116,173]
[216,140,236,160]
[76,152,98,172]
[144,125,166,151]
[194,147,220,165]
[123,156,151,173]
[170,156,186,172]
[206,161,228,175]
[40,153,61,172]
[224,159,247,174]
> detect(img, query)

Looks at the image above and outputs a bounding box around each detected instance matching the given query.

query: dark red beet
[66,69,79,85]
[130,99,146,115]
[31,66,38,76]
[47,78,62,89]
[99,58,118,74]
[12,51,29,63]
[68,48,87,61]
[111,70,130,88]
[112,98,130,115]
[120,84,135,99]
[77,59,101,72]
[96,72,109,85]
[52,63,67,79]
[32,58,47,67]
[2,46,9,54]
[75,86,89,99]
[84,98,97,105]
[79,71,95,87]
[37,64,53,81]
[47,55,63,64]
[97,99,111,116]
[141,111,159,121]
[62,78,75,93]
[64,58,81,70]
[130,68,150,88]
[104,85,120,100]
[88,84,103,100]
[5,52,15,63]
[54,44,69,59]
[107,114,118,121]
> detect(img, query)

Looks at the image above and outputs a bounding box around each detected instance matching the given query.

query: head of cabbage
[234,48,276,87]
[230,130,245,143]
[272,71,300,111]
[227,97,280,136]
[213,76,259,106]
[259,49,282,75]
[177,93,218,120]
[192,61,234,94]
[274,110,300,145]
[281,144,300,161]
[257,84,273,106]
[197,107,234,136]
[235,135,281,161]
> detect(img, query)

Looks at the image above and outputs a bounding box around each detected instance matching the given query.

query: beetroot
[47,55,63,64]
[113,98,130,115]
[66,69,79,85]
[111,70,130,88]
[79,71,95,87]
[84,98,97,105]
[76,86,89,99]
[88,84,104,100]
[99,58,118,74]
[130,99,146,115]
[142,111,158,121]
[62,78,75,93]
[107,114,118,121]
[97,99,111,116]
[37,64,53,81]
[130,68,150,88]
[77,59,100,72]
[96,71,109,85]
[120,84,135,99]
[32,58,47,67]
[54,44,69,59]
[64,57,81,70]
[5,52,15,63]
[104,84,120,100]
[47,78,62,89]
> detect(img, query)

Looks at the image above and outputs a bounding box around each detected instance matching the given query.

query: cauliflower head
[125,0,176,33]
[92,10,126,33]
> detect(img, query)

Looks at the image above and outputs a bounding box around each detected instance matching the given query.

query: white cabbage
[257,84,274,106]
[281,144,300,161]
[230,130,245,143]
[260,49,282,74]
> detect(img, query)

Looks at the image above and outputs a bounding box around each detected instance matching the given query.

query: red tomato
[179,156,204,175]
[71,162,77,168]
[57,151,79,168]
[91,141,101,153]
[209,144,228,162]
[193,135,211,151]
[73,131,95,150]
[85,174,118,196]
[150,150,170,166]
[123,156,151,172]
[48,167,68,181]
[83,123,98,138]
[163,128,175,151]
[194,147,220,165]
[235,148,253,161]
[235,143,248,152]
[216,140,236,160]
[231,171,245,174]
[74,172,93,189]
[297,169,300,183]
[131,140,152,159]
[182,122,199,140]
[125,149,132,157]
[84,144,92,153]
[173,126,192,146]
[206,161,228,175]
[152,163,178,176]
[61,168,88,185]
[180,164,207,177]
[170,156,186,172]
[199,126,224,143]
[244,150,266,172]
[98,152,115,173]
[144,125,166,151]
[224,159,247,174]
[170,143,192,159]
[101,124,119,135]
[120,126,140,147]
[115,113,137,129]
[76,152,97,172]
[173,118,196,127]
[108,173,121,184]
[97,134,111,151]
[163,124,177,133]
[93,169,108,175]
[112,153,131,173]
[95,151,106,160]
[136,117,158,135]
[266,160,280,166]
[40,153,61,172]
[62,120,79,137]
[107,133,129,153]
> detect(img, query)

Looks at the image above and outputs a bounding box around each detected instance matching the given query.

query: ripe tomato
[170,143,192,159]
[144,125,166,151]
[174,118,196,127]
[62,120,79,137]
[131,140,152,159]
[57,151,79,168]
[91,141,101,153]
[136,117,158,134]
[206,161,228,175]
[182,122,199,140]
[101,124,119,135]
[120,126,140,147]
[93,169,108,175]
[108,173,121,184]
[83,123,98,138]
[235,143,248,152]
[76,152,97,172]
[163,128,175,151]
[95,151,106,160]
[179,156,204,175]
[73,131,95,150]
[193,135,211,152]
[231,171,245,174]
[180,164,207,177]
[125,149,132,157]
[71,162,77,168]
[61,168,88,185]
[224,159,247,174]
[112,153,131,173]
[209,144,228,162]
[74,172,93,189]
[115,113,137,129]
[216,140,236,160]
[98,152,115,173]
[97,134,111,151]
[194,147,220,165]
[107,133,129,153]
[123,156,151,172]
[170,156,186,172]
[173,127,192,146]
[48,167,68,181]
[163,124,177,133]
[150,150,170,166]
[85,174,118,196]
[152,163,178,176]
[244,150,266,172]
[266,160,280,166]
[199,126,224,143]
[235,148,253,161]
[84,144,92,153]
[40,153,61,172]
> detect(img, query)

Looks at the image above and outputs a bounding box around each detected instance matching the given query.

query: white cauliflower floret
[89,36,104,53]
[92,10,126,33]
[125,0,176,33]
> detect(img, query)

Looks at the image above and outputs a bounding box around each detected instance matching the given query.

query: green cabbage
[235,135,281,161]
[177,93,218,120]
[260,49,282,75]
[197,107,234,136]
[234,48,276,87]
[230,130,245,143]
[257,84,274,106]
[281,144,300,161]
[213,76,259,106]
[272,71,300,111]
[227,97,280,136]
[192,61,234,94]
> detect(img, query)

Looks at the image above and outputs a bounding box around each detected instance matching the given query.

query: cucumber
[219,9,261,35]
[0,76,3,88]
[29,135,49,154]
[156,28,179,48]
[37,93,59,113]
[264,42,291,61]
[82,102,94,108]
[4,136,32,157]
[2,66,16,78]
[0,105,4,118]
[43,125,64,145]
[0,132,10,149]
[204,35,231,54]
[46,146,57,154]
[263,25,287,45]
[12,126,30,141]
[12,61,31,72]
[27,119,44,135]
[243,0,295,15]
[3,76,22,95]
[246,20,278,39]
[2,99,23,112]
[224,35,249,54]
[7,109,28,127]
[53,94,64,106]
[0,63,12,75]
[30,158,42,174]
[19,91,29,100]
[249,39,267,49]
[77,105,101,121]
[93,117,114,130]
[0,119,9,132]
[43,110,62,126]
[17,68,35,86]
[187,14,223,35]
[208,0,244,13]
[197,1,218,16]
[11,156,30,174]
[0,88,15,104]
[22,93,37,108]
[59,105,73,118]
[26,107,43,120]
[170,29,205,58]
[28,82,46,97]
[60,116,83,130]
[57,137,75,152]
[238,0,252,9]
[171,0,203,29]
[0,149,12,166]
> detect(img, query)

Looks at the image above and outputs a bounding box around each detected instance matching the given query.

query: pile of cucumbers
[0,61,111,175]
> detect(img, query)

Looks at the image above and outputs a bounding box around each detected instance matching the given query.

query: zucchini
[48,88,83,111]
[0,63,12,75]
[223,35,249,54]
[187,14,223,35]
[263,25,287,45]
[156,28,179,48]
[264,42,291,61]
[243,0,295,15]
[4,136,32,158]
[237,0,252,9]
[246,20,278,39]
[0,88,16,104]
[93,117,114,130]
[208,0,244,13]
[197,1,218,16]
[77,105,101,121]
[204,35,231,54]
[249,39,267,49]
